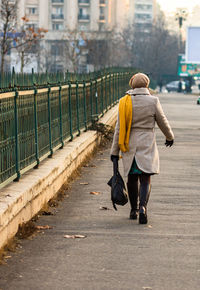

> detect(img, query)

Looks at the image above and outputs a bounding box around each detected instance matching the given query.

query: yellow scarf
[118,94,132,152]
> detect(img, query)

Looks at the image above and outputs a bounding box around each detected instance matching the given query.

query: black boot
[130,209,138,220]
[138,175,151,224]
[127,174,139,220]
[139,206,148,224]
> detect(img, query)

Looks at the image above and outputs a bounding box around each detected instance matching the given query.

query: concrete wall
[0,105,118,251]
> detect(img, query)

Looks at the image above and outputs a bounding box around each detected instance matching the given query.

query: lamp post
[175,8,188,52]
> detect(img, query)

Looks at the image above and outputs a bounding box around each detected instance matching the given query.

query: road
[0,92,200,290]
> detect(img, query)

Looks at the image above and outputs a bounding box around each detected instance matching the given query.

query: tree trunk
[21,51,24,73]
[0,52,5,75]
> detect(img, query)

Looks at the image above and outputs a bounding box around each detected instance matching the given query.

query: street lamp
[175,8,188,52]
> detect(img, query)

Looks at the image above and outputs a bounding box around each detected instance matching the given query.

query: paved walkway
[0,92,200,290]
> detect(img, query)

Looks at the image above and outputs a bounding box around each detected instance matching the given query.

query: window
[26,7,37,15]
[78,8,90,20]
[52,23,64,30]
[51,43,63,56]
[52,0,64,3]
[26,23,38,30]
[135,13,152,20]
[135,4,152,11]
[52,6,63,14]
[78,0,90,4]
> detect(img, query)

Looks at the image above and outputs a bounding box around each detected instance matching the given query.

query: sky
[157,0,200,13]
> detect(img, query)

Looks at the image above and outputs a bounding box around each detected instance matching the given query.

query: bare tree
[14,16,47,72]
[0,1,47,74]
[0,0,18,74]
[118,14,179,84]
[86,31,115,70]
[61,29,86,72]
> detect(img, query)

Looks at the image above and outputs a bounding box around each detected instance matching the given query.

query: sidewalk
[0,92,200,290]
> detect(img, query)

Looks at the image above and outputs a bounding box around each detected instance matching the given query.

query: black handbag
[107,158,128,210]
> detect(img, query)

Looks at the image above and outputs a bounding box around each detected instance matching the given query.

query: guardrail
[0,68,136,189]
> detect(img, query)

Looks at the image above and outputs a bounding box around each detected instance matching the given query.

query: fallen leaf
[35,225,52,230]
[97,158,107,161]
[64,234,86,239]
[99,206,110,210]
[42,211,53,216]
[80,182,89,185]
[148,225,152,228]
[5,256,12,259]
[142,287,152,290]
[90,191,100,195]
[83,164,96,168]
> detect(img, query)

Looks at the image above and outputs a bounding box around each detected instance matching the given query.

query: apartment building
[133,0,156,31]
[0,0,157,72]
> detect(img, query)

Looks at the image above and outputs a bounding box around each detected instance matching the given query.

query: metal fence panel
[0,69,135,189]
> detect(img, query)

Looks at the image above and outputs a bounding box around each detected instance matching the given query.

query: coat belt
[132,127,154,132]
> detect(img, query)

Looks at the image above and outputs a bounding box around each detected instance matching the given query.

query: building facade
[0,0,157,72]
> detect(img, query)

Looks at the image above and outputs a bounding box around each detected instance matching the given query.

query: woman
[110,72,174,224]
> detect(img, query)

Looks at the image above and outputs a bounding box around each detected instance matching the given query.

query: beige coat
[111,88,174,176]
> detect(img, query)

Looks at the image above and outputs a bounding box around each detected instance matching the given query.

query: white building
[0,0,157,72]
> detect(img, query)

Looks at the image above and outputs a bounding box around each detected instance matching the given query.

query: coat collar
[126,88,150,95]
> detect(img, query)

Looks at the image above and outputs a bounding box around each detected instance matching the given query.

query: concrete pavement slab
[0,92,200,290]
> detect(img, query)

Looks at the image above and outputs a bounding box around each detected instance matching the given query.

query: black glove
[165,139,174,147]
[111,155,119,162]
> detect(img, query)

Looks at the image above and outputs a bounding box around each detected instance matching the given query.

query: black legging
[127,174,151,210]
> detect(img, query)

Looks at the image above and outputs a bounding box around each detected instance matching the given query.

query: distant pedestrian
[158,79,163,93]
[178,80,182,92]
[110,72,174,224]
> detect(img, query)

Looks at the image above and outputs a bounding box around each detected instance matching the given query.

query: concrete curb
[0,105,118,251]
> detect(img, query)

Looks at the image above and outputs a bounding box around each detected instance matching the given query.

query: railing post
[76,80,80,136]
[101,75,104,115]
[83,80,87,131]
[109,73,111,107]
[118,72,120,100]
[105,73,108,111]
[32,68,40,168]
[95,77,98,117]
[14,86,20,181]
[68,81,73,141]
[90,77,93,122]
[112,73,115,106]
[47,85,53,157]
[58,83,64,148]
[33,86,39,167]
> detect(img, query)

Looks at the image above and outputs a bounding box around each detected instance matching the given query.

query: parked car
[166,80,186,92]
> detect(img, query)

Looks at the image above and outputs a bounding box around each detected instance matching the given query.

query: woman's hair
[129,73,150,89]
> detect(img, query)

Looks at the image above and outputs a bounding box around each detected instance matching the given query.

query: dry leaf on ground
[80,182,89,185]
[97,158,107,161]
[90,191,100,195]
[83,164,96,168]
[35,225,52,230]
[42,211,54,216]
[99,206,110,210]
[64,235,86,239]
[5,256,12,259]
[142,287,152,290]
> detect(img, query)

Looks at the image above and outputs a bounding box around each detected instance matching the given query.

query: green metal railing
[0,67,136,189]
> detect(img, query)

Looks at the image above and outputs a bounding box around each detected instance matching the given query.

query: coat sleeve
[155,97,174,141]
[110,112,120,155]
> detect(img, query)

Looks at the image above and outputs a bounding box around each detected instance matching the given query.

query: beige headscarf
[129,73,150,89]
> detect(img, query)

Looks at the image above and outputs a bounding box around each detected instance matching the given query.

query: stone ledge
[0,104,118,250]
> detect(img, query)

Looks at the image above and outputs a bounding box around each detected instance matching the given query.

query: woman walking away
[110,73,174,224]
